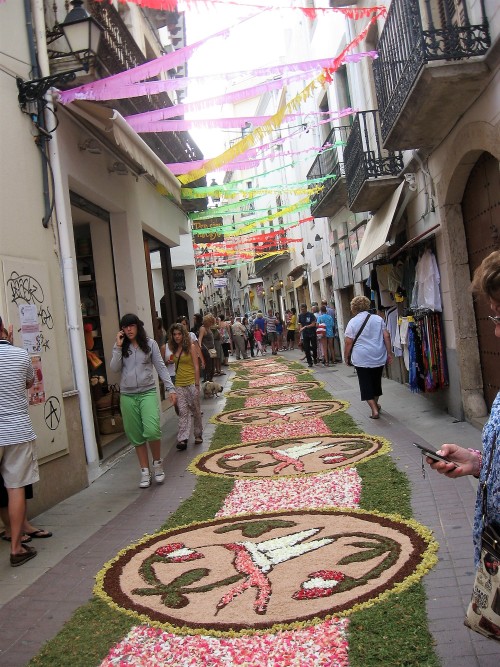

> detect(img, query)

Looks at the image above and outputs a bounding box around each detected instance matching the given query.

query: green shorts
[120,390,161,446]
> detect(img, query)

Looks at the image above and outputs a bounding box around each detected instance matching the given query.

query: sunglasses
[488,316,500,325]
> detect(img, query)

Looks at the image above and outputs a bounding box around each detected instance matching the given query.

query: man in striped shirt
[265,308,279,355]
[0,316,39,566]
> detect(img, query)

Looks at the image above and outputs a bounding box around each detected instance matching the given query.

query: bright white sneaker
[153,459,165,484]
[139,468,152,488]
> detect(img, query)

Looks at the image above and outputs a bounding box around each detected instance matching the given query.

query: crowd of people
[1,245,499,638]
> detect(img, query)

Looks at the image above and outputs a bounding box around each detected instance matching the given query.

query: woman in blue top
[110,313,176,489]
[344,296,393,419]
[316,306,335,367]
[428,251,500,571]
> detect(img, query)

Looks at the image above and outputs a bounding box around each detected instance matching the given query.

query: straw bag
[96,385,123,435]
[465,436,500,641]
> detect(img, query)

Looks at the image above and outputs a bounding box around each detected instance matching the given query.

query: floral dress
[473,391,500,565]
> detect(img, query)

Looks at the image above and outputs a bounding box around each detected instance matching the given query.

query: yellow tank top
[174,350,196,386]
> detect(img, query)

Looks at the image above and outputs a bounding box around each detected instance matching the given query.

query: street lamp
[17,0,104,108]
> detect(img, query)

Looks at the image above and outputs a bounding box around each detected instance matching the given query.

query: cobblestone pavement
[0,353,499,666]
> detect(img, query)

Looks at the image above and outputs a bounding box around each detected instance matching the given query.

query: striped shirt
[0,341,36,446]
[265,315,277,333]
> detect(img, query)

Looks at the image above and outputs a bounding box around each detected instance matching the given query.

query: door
[462,151,500,411]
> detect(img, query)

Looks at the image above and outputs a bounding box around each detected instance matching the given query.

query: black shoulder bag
[347,313,371,366]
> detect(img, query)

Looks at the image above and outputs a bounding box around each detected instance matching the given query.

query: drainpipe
[23,0,52,227]
[31,0,100,471]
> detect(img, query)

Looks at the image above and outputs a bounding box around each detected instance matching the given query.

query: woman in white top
[344,296,393,419]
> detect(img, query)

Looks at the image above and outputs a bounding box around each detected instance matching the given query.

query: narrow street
[1,353,499,666]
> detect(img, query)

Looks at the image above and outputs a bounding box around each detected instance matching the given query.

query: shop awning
[288,263,307,279]
[352,182,409,270]
[68,101,181,204]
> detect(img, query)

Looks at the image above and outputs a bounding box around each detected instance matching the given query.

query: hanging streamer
[59,11,262,104]
[182,174,329,198]
[125,108,354,134]
[178,7,383,184]
[65,53,376,102]
[98,2,385,22]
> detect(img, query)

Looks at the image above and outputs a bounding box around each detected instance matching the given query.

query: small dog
[204,380,223,398]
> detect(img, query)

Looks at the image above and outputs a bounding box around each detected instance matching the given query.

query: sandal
[1,532,32,543]
[25,528,53,539]
[10,544,37,567]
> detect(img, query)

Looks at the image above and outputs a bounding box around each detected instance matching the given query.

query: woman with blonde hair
[168,323,202,451]
[198,314,216,382]
[344,296,392,419]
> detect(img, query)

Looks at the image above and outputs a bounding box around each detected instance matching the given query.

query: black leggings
[202,346,214,381]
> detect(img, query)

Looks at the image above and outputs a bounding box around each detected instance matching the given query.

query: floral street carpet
[97,356,437,666]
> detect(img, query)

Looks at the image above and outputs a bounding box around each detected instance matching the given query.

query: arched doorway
[462,152,500,410]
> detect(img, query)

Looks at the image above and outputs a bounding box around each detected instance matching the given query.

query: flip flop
[1,533,32,543]
[369,414,380,420]
[10,545,37,567]
[25,529,52,539]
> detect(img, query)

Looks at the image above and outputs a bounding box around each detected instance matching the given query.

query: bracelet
[468,448,482,478]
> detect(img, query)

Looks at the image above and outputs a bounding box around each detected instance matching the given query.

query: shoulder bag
[347,313,371,366]
[465,436,500,641]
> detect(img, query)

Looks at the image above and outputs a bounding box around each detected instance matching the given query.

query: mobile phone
[413,442,457,467]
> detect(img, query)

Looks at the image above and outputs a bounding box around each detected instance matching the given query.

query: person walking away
[0,315,40,566]
[276,313,285,351]
[242,316,254,357]
[317,306,335,366]
[265,308,279,355]
[344,297,392,419]
[321,300,336,364]
[110,313,177,488]
[198,315,216,381]
[298,304,317,367]
[253,310,266,353]
[426,250,500,640]
[219,317,231,366]
[212,318,224,377]
[168,324,203,451]
[286,308,297,351]
[253,326,265,355]
[231,317,248,360]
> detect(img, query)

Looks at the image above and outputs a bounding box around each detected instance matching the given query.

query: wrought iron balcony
[373,0,490,150]
[307,126,350,218]
[344,110,403,213]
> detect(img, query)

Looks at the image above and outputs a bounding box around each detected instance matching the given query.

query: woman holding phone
[427,251,500,639]
[110,313,176,488]
[167,323,203,450]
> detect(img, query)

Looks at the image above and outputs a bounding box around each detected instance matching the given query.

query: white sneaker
[139,468,152,488]
[153,459,165,484]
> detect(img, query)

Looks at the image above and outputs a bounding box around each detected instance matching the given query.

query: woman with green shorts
[110,313,177,488]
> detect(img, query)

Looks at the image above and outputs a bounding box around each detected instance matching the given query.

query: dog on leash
[204,380,223,398]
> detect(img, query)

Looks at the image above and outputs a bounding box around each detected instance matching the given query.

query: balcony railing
[307,126,350,218]
[344,110,403,211]
[373,0,490,145]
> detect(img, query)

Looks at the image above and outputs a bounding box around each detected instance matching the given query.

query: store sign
[173,269,186,292]
[192,217,224,244]
[213,277,228,288]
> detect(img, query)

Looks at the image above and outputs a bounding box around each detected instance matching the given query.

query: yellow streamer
[178,77,325,185]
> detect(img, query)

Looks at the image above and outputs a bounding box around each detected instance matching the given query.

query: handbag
[96,385,123,435]
[208,348,218,358]
[347,313,371,366]
[465,436,500,640]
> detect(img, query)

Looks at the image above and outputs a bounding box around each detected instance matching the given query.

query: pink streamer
[125,72,310,125]
[59,52,377,103]
[127,108,354,134]
[58,12,262,105]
